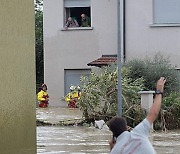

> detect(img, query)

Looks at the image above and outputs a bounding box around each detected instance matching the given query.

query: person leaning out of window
[64,17,79,29]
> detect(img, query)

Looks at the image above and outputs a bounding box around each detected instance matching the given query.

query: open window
[64,0,91,28]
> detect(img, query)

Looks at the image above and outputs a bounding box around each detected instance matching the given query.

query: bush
[78,55,180,130]
[124,54,180,95]
[124,54,180,129]
[155,92,180,130]
[78,64,145,124]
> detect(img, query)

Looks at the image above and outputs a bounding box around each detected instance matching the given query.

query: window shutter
[154,0,180,24]
[64,0,90,8]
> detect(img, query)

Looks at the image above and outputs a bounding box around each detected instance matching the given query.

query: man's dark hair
[107,116,127,138]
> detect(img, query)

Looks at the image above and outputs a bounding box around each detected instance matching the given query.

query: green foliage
[159,92,180,129]
[35,0,43,12]
[78,65,117,119]
[164,103,180,129]
[78,64,145,125]
[153,92,180,130]
[35,0,44,84]
[121,69,145,127]
[124,54,180,95]
[163,92,180,107]
[123,54,180,129]
[78,55,180,129]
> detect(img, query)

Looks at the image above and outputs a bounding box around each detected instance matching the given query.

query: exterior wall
[44,0,180,107]
[0,0,36,154]
[44,0,118,106]
[125,0,180,68]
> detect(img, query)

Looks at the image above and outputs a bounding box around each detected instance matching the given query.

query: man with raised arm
[108,77,166,154]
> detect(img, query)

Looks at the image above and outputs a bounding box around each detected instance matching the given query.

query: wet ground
[36,107,83,125]
[36,107,180,154]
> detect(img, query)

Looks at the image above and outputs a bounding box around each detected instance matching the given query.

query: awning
[87,55,117,67]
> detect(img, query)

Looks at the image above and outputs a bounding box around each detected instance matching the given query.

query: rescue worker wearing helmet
[37,84,49,108]
[65,85,81,108]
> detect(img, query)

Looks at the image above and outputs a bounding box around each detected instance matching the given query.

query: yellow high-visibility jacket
[65,91,81,102]
[37,90,49,102]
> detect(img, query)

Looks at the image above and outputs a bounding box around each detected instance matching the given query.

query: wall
[44,0,180,107]
[43,0,118,106]
[0,0,36,153]
[125,0,180,68]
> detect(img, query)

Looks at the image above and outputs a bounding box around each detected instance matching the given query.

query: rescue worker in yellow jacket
[37,84,49,108]
[65,86,81,108]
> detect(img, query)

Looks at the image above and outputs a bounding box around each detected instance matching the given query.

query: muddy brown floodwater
[37,126,180,154]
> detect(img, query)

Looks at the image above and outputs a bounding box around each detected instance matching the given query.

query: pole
[117,0,122,116]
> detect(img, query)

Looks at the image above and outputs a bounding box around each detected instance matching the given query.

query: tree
[35,0,44,85]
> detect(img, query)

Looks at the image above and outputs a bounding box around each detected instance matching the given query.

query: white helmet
[76,86,81,90]
[70,85,75,91]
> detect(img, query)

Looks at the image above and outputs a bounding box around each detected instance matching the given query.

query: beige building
[125,0,180,66]
[0,0,36,153]
[44,0,180,106]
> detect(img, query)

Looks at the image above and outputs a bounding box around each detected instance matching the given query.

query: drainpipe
[122,0,126,63]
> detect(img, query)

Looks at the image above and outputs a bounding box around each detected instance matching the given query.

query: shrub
[155,92,180,130]
[78,55,180,130]
[124,54,180,95]
[78,64,145,124]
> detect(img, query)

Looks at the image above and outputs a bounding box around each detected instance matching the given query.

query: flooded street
[36,107,180,153]
[152,130,180,154]
[37,126,180,154]
[37,126,111,154]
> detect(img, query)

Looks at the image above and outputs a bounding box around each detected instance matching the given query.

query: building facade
[44,0,180,106]
[125,0,180,66]
[43,0,118,106]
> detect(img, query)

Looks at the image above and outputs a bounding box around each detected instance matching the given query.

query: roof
[87,55,117,67]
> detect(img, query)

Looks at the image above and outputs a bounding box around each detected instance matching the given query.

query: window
[153,0,180,24]
[64,0,91,27]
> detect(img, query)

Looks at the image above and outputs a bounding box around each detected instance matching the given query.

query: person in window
[80,14,91,27]
[108,77,166,154]
[64,17,79,29]
[37,84,49,108]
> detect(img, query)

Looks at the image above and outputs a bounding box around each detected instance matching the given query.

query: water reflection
[37,126,180,154]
